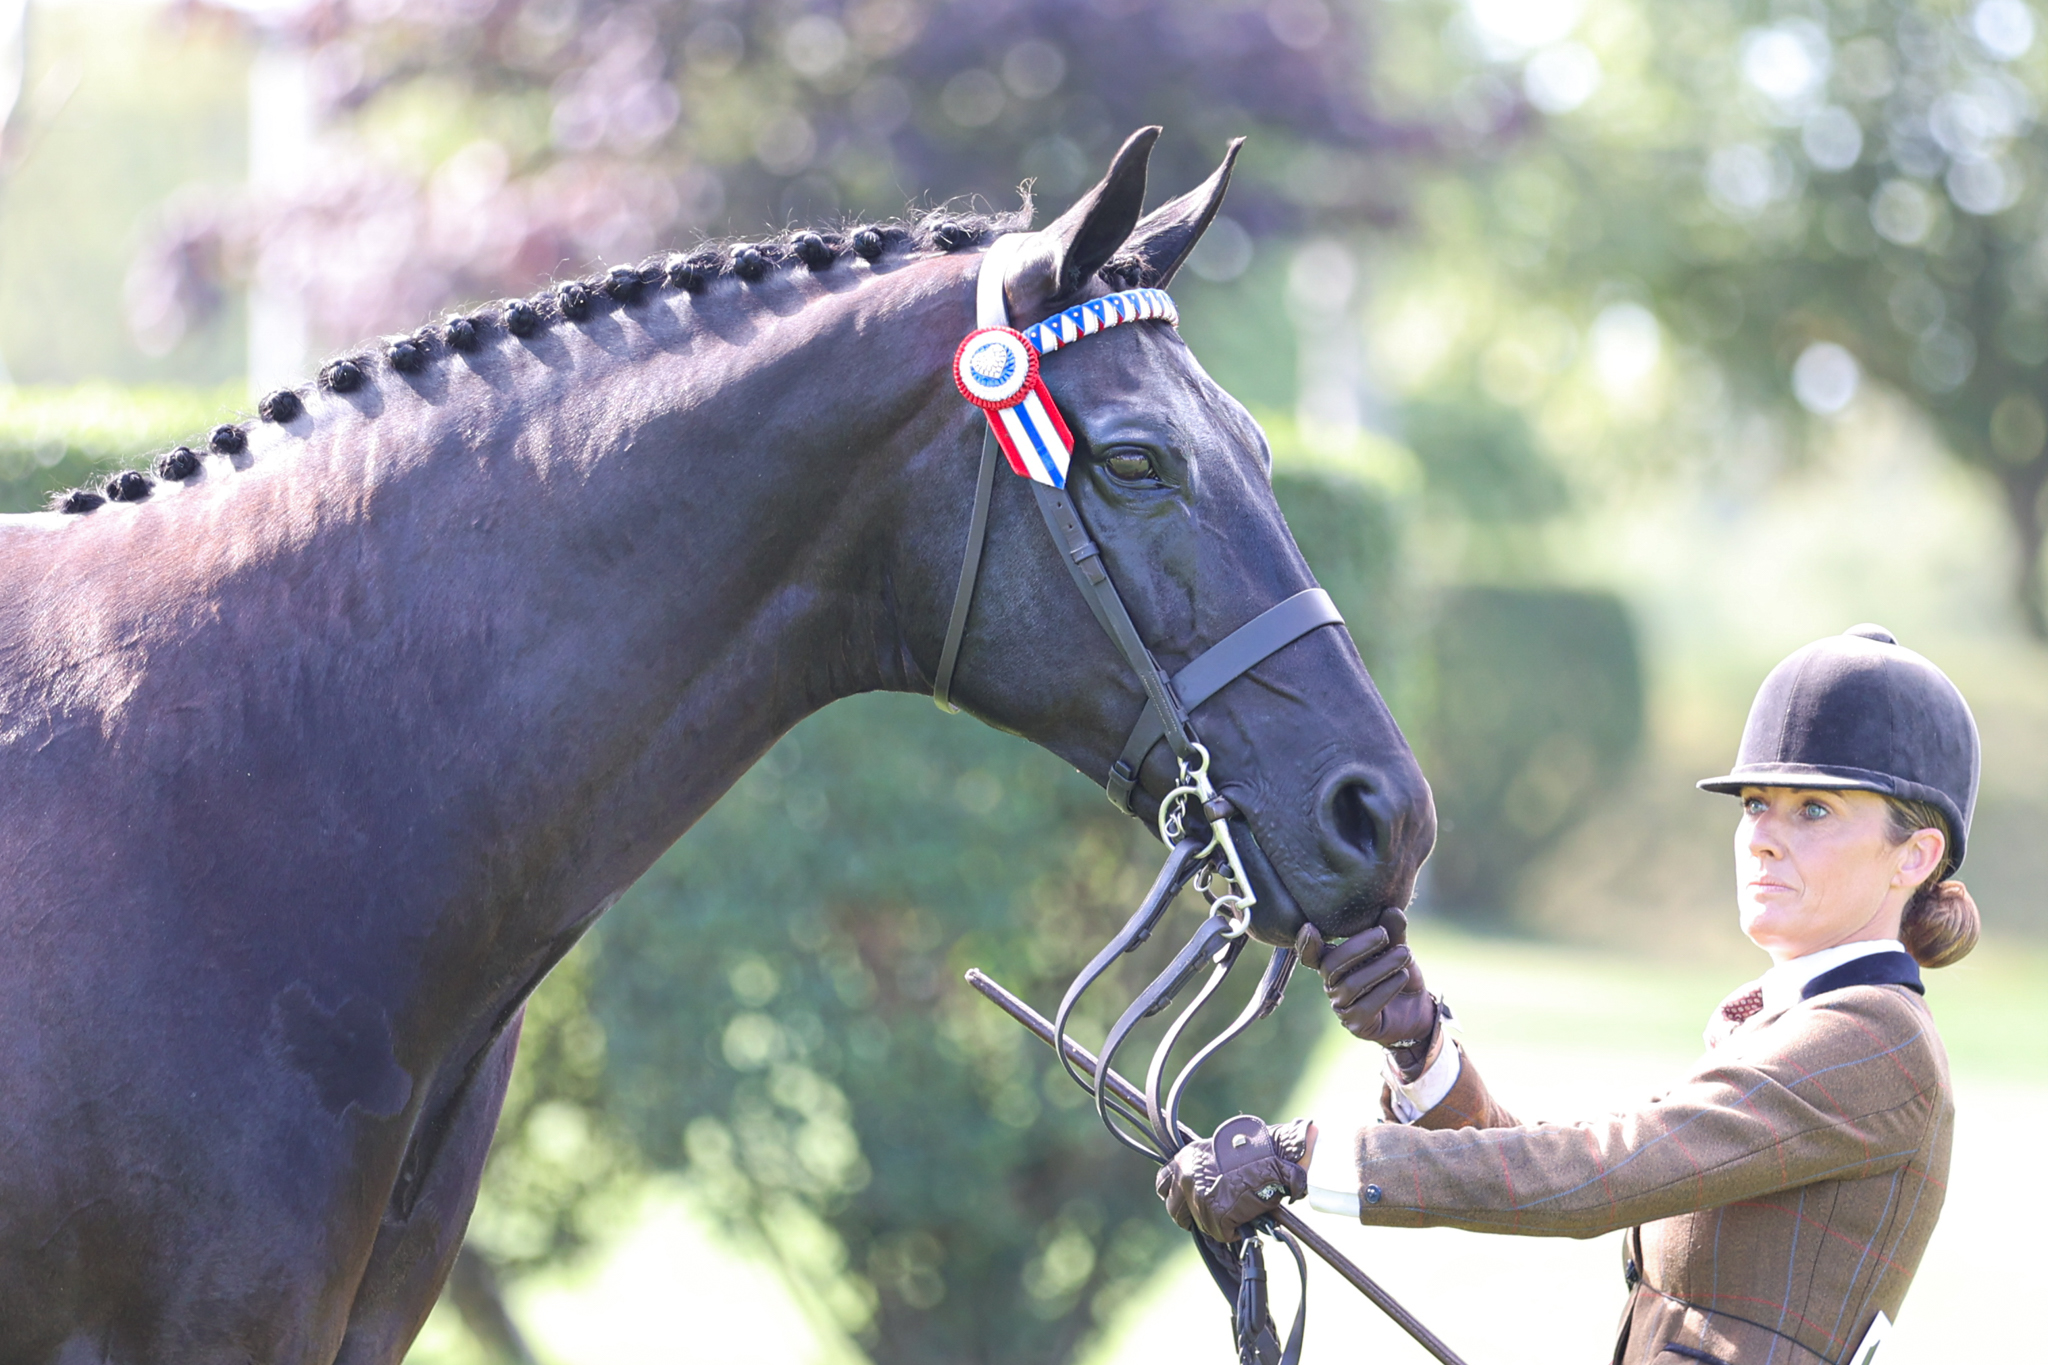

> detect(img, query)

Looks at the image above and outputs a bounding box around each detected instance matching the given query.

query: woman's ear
[1893,825,1947,889]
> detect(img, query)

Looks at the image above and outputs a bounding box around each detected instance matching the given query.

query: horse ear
[1120,137,1244,289]
[1003,126,1160,317]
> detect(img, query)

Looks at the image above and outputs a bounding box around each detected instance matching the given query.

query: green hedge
[0,383,245,513]
[1420,585,1644,921]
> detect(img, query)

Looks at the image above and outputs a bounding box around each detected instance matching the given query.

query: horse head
[906,129,1435,941]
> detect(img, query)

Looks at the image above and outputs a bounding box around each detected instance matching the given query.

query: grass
[0,381,247,512]
[405,924,2046,1365]
[1410,922,2048,1085]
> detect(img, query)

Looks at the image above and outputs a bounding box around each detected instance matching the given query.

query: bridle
[932,237,1346,1365]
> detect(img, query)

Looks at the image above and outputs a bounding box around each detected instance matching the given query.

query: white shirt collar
[1756,939,1906,1016]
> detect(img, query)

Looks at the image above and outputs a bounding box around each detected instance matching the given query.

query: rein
[933,241,1398,1365]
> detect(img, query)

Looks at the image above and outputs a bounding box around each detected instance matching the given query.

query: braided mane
[49,205,1099,515]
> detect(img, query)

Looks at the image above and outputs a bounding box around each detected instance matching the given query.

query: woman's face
[1734,786,1944,963]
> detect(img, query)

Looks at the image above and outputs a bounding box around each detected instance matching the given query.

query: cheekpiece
[957,286,1178,490]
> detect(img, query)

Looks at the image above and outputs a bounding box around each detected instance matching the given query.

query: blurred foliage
[464,470,1397,1365]
[1419,585,1644,920]
[0,382,242,512]
[133,0,1512,349]
[1401,392,1562,523]
[464,947,643,1279]
[1272,465,1406,672]
[1367,0,2048,634]
[0,2,246,385]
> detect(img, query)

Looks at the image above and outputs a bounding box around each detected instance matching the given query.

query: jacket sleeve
[1349,987,1943,1238]
[1379,1044,1521,1131]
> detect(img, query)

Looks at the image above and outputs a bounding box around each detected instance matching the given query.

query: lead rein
[1153,943,1298,1153]
[1051,835,1208,1157]
[964,967,1476,1365]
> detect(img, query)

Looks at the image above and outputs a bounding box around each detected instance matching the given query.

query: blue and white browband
[1021,289,1179,357]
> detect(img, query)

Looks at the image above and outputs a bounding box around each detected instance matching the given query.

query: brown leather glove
[1296,908,1443,1081]
[1155,1115,1313,1242]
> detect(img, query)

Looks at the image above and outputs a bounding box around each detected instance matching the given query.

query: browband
[1022,289,1178,356]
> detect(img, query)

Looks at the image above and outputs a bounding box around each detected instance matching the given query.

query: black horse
[0,129,1432,1363]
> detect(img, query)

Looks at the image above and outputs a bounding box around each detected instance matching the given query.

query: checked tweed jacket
[1346,971,1953,1364]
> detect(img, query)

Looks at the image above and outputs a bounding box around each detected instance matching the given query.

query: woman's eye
[1104,450,1157,483]
[1743,797,1766,814]
[1802,802,1829,819]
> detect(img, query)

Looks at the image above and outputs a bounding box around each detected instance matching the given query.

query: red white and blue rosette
[954,327,1037,409]
[954,326,1074,488]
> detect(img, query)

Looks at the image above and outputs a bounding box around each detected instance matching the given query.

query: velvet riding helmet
[1697,624,1980,871]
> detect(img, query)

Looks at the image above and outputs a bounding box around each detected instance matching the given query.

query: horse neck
[379,265,974,932]
[53,254,976,961]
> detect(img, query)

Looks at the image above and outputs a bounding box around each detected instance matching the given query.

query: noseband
[933,239,1350,1365]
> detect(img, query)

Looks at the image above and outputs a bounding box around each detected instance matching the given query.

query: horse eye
[1104,450,1157,483]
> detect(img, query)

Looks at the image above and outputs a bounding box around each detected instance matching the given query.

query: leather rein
[932,239,1345,1365]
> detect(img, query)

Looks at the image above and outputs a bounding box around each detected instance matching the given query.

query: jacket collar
[1756,939,1908,1015]
[1802,949,1924,1000]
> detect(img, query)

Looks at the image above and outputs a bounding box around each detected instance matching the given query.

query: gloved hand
[1155,1115,1314,1242]
[1296,908,1443,1081]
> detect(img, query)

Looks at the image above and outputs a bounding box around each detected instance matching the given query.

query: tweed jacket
[1345,971,1953,1365]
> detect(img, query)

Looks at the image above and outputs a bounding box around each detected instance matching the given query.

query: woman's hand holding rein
[1296,909,1445,1081]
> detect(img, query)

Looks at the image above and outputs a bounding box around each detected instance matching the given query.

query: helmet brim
[1696,763,1969,870]
[1696,763,1900,797]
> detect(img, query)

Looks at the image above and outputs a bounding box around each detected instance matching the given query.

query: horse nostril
[1326,777,1380,862]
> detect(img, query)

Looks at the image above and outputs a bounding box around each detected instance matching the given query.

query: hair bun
[1902,879,1979,969]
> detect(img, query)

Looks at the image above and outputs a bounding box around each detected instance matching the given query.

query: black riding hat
[1697,624,1980,870]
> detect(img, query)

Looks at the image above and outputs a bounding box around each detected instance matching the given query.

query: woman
[1158,624,1980,1364]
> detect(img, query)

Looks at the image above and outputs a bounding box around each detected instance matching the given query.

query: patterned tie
[1720,987,1765,1025]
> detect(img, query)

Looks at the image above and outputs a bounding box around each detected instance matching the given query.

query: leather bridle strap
[1027,480,1195,768]
[934,232,1196,781]
[1090,910,1241,1159]
[1051,834,1206,1102]
[932,427,1002,714]
[1105,587,1345,814]
[1151,944,1297,1154]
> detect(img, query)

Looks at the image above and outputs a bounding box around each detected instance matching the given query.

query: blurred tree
[1365,0,2048,635]
[1400,392,1562,525]
[0,3,246,385]
[135,0,1512,352]
[1675,0,2048,637]
[462,469,1400,1365]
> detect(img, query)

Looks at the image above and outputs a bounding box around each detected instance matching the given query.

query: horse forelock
[40,204,1046,519]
